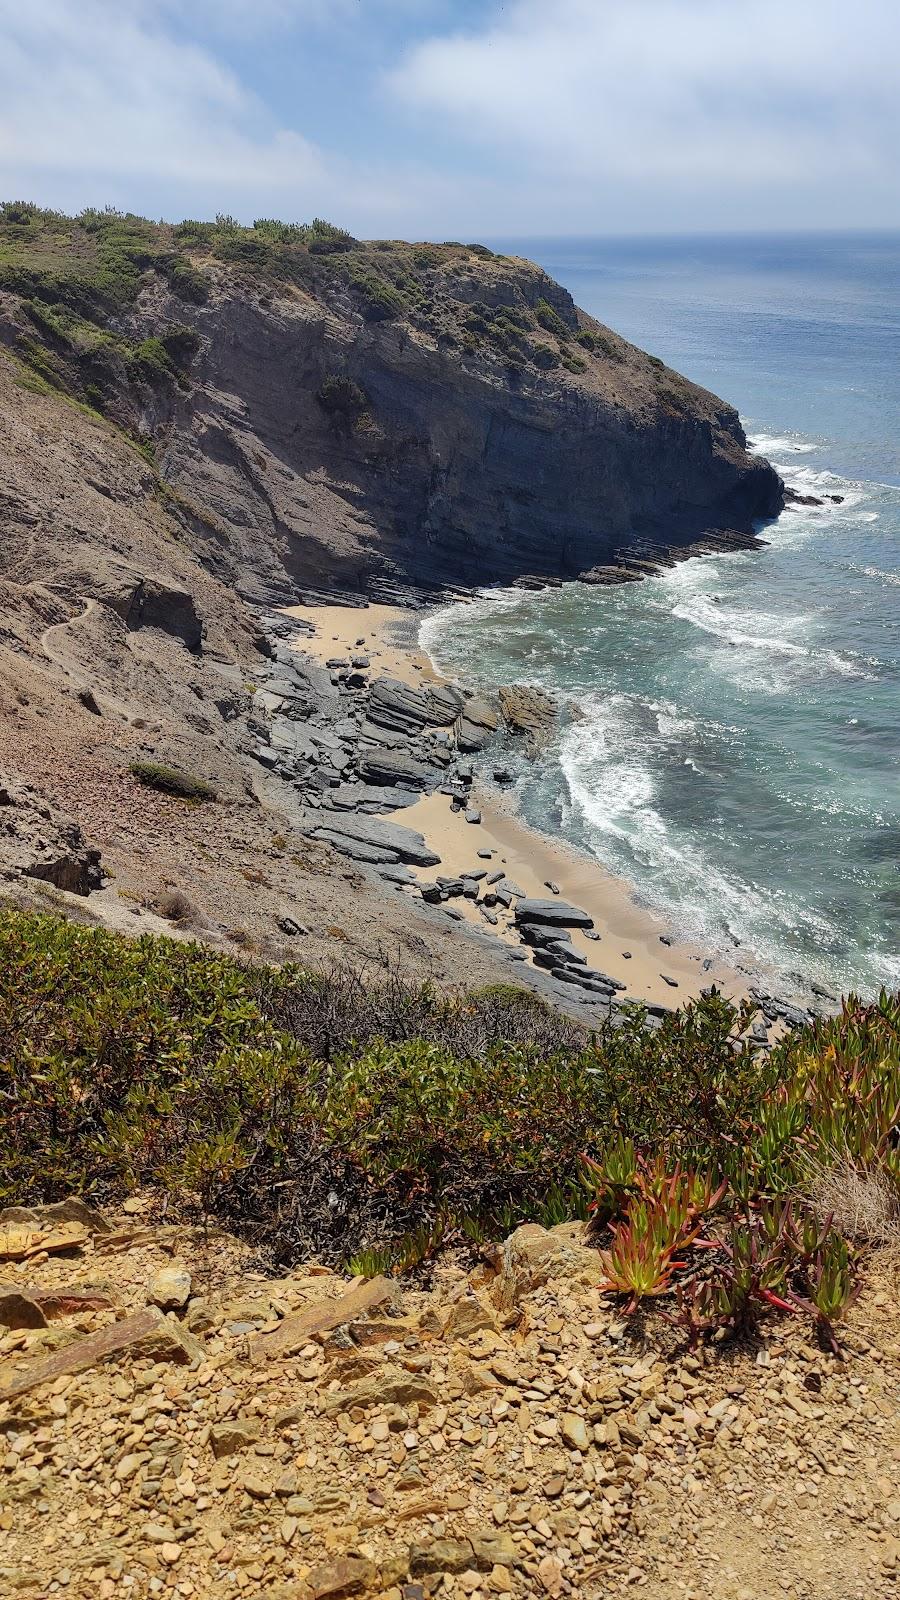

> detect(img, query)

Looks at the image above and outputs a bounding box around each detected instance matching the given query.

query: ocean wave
[655,556,875,687]
[557,692,900,992]
[558,694,843,969]
[748,432,822,456]
[852,562,900,588]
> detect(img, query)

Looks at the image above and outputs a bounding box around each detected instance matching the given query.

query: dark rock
[500,879,524,898]
[278,916,309,936]
[309,814,440,867]
[77,687,102,716]
[661,974,679,988]
[520,924,571,948]
[515,898,594,929]
[465,809,481,825]
[358,749,435,790]
[378,866,415,885]
[544,880,560,895]
[455,719,491,753]
[313,831,400,865]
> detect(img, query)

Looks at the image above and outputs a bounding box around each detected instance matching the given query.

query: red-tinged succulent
[597,1183,707,1313]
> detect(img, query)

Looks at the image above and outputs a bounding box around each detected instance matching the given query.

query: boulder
[494,1223,604,1311]
[358,749,435,790]
[497,685,556,752]
[309,815,440,867]
[515,898,594,930]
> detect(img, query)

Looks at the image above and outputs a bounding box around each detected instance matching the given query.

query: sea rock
[497,685,556,753]
[366,677,464,735]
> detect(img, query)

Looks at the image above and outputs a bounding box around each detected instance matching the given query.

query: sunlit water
[421,234,900,997]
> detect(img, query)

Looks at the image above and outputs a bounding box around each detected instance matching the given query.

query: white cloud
[0,0,325,199]
[388,0,900,228]
[0,0,482,231]
[0,0,895,234]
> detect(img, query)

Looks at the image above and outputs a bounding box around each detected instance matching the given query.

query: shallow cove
[420,233,900,998]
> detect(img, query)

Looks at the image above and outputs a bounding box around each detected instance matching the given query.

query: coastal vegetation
[2,909,896,1351]
[0,201,631,411]
[128,761,217,801]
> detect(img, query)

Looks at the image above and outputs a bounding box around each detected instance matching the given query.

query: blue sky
[1,1,897,237]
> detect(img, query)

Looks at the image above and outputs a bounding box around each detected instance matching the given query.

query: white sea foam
[748,433,821,455]
[558,692,845,977]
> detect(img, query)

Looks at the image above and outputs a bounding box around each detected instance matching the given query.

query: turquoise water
[420,234,900,997]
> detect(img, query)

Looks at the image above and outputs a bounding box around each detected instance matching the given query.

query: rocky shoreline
[247,605,820,1035]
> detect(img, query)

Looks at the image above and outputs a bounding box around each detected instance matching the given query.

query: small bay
[421,233,900,996]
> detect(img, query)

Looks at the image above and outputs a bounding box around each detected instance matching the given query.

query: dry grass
[804,1154,900,1245]
[155,888,202,926]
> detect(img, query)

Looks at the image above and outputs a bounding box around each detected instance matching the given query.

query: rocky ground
[0,1201,897,1600]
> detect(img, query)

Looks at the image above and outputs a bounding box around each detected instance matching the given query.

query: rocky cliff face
[0,210,782,603]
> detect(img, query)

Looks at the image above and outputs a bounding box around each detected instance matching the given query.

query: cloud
[0,0,484,232]
[388,0,900,228]
[0,0,895,234]
[0,0,327,206]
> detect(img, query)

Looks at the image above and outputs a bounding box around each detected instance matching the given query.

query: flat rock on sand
[514,898,594,929]
[308,813,440,867]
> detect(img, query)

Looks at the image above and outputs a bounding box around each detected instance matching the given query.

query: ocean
[420,233,900,999]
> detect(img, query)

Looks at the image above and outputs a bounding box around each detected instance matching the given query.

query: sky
[0,0,897,238]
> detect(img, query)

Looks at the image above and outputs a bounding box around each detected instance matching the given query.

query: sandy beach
[286,600,748,1009]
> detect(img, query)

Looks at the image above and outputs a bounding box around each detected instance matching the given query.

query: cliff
[0,205,782,603]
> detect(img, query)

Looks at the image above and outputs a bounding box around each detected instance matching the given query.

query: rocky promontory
[0,207,783,604]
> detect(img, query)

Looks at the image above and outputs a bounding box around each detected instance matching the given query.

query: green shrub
[0,901,896,1311]
[531,343,558,370]
[534,297,570,339]
[163,256,209,304]
[561,352,587,375]
[412,246,440,270]
[305,218,354,254]
[129,761,216,800]
[346,267,404,322]
[129,337,177,385]
[316,374,367,418]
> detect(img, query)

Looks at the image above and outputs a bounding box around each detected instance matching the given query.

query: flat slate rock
[309,814,440,867]
[358,748,436,789]
[367,677,465,734]
[515,898,594,929]
[329,783,419,812]
[312,831,400,866]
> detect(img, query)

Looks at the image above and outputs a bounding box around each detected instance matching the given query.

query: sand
[283,602,441,688]
[286,600,749,1009]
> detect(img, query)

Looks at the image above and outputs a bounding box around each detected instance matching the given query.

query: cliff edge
[0,206,782,602]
